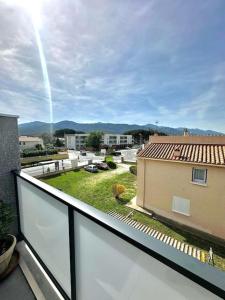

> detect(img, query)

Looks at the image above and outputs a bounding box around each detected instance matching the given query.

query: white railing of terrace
[15,171,225,300]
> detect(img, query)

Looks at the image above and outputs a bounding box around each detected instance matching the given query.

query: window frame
[172,196,190,216]
[192,167,207,184]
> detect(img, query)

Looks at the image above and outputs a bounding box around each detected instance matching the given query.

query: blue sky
[0,0,225,132]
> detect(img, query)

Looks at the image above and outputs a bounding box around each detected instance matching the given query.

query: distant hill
[18,120,224,136]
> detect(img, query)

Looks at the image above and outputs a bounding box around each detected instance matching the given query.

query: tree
[41,133,53,145]
[54,129,84,137]
[54,138,64,147]
[124,129,167,144]
[35,144,43,150]
[86,131,103,151]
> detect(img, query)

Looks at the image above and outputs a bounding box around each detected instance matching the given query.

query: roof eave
[137,156,225,168]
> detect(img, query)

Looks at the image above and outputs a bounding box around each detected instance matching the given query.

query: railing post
[68,206,76,300]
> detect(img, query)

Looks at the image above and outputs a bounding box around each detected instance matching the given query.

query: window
[172,196,190,216]
[192,168,207,184]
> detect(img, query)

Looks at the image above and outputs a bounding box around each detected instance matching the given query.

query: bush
[0,201,14,241]
[112,184,125,199]
[0,201,14,256]
[22,149,58,158]
[129,165,137,175]
[35,144,43,150]
[107,161,117,169]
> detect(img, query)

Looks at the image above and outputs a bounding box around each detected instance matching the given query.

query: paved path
[22,161,130,178]
[126,196,152,216]
[113,163,130,174]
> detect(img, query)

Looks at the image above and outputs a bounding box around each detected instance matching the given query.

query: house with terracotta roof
[19,136,44,150]
[137,134,225,241]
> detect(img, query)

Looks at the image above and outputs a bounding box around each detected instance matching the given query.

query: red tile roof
[138,143,225,166]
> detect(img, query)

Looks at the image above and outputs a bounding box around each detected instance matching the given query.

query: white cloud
[0,0,224,132]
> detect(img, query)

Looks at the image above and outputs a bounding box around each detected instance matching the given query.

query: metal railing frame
[14,171,225,300]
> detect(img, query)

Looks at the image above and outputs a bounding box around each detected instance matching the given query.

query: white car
[84,164,98,173]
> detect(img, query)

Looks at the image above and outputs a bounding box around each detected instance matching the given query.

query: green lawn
[104,155,113,162]
[43,169,136,213]
[42,168,225,271]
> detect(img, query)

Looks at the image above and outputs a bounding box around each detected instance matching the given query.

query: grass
[104,155,113,162]
[42,168,225,271]
[43,168,136,213]
[21,153,69,167]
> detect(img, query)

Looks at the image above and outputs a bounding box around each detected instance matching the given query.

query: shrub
[129,165,137,175]
[22,149,58,157]
[112,184,125,199]
[107,161,117,169]
[35,144,43,150]
[0,201,14,255]
[0,201,14,240]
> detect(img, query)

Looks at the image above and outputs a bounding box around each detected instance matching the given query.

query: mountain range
[18,120,224,136]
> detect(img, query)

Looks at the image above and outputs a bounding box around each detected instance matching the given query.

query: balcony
[2,170,223,299]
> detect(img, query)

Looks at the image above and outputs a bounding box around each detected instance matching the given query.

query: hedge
[107,161,117,169]
[22,149,58,157]
[129,165,137,175]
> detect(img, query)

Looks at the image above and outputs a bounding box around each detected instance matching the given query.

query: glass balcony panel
[17,177,71,297]
[74,212,217,300]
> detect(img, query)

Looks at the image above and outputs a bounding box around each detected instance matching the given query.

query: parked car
[84,164,98,173]
[95,162,109,170]
[115,151,122,156]
[112,151,121,156]
[80,151,87,156]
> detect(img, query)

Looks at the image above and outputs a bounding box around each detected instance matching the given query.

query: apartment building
[137,134,225,241]
[102,134,133,146]
[65,134,89,150]
[65,133,133,150]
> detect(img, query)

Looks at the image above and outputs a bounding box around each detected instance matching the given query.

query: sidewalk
[126,196,152,217]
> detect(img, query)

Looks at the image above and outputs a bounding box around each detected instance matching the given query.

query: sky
[0,0,225,132]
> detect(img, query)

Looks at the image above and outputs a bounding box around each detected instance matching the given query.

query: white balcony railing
[15,171,225,300]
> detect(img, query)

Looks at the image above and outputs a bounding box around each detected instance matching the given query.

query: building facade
[65,134,89,150]
[19,136,44,150]
[137,135,225,241]
[102,134,133,146]
[65,133,133,150]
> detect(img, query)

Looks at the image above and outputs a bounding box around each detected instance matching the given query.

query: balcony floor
[0,266,35,300]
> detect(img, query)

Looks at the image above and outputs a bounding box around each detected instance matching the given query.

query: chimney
[173,146,181,158]
[183,128,189,136]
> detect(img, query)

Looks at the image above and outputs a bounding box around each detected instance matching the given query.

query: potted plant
[0,200,16,276]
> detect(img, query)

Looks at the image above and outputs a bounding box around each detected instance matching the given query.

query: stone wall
[0,114,20,235]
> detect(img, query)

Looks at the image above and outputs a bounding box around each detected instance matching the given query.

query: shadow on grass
[154,218,225,259]
[116,197,130,205]
[42,173,62,180]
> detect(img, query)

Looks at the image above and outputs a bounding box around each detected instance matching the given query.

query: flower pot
[0,235,17,275]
